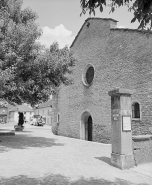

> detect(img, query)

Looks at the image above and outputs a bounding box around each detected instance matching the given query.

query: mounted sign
[122,116,131,131]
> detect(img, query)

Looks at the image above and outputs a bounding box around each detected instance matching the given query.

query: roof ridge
[70,17,118,48]
[9,104,33,112]
[111,27,152,34]
[85,17,118,22]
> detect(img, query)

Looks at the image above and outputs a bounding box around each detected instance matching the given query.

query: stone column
[108,88,135,169]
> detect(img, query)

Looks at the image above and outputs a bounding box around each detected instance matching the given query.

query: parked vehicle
[31,115,45,126]
[31,115,39,126]
[36,117,43,126]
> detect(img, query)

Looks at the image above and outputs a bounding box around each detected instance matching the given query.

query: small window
[132,102,140,119]
[83,64,94,86]
[57,113,60,123]
[86,66,94,84]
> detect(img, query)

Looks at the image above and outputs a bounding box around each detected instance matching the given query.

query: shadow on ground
[0,134,64,153]
[0,174,149,185]
[95,156,111,165]
[15,131,33,133]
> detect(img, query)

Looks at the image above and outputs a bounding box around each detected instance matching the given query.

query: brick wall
[52,18,152,143]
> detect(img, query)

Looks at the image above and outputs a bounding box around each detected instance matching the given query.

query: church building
[52,18,152,143]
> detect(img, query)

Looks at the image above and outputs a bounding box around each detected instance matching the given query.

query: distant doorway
[87,116,92,141]
[80,112,92,141]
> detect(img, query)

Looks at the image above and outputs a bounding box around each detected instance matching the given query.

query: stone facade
[52,18,152,143]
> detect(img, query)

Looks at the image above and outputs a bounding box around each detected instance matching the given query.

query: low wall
[132,135,152,165]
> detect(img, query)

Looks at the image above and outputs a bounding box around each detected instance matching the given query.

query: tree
[80,0,152,29]
[0,0,75,106]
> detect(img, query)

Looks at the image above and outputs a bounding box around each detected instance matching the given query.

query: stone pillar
[108,88,135,169]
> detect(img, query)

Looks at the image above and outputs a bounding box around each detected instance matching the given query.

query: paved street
[0,123,152,185]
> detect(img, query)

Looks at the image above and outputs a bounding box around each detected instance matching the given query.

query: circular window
[83,64,94,86]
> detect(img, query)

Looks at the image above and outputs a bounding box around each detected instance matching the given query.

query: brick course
[52,18,152,143]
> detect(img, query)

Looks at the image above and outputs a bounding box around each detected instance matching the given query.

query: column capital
[108,88,133,97]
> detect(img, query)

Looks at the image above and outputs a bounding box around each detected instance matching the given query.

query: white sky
[23,0,139,48]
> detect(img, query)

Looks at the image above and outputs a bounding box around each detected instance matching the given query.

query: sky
[22,0,139,48]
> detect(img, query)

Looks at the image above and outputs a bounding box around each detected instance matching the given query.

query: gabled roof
[70,17,118,48]
[70,17,152,48]
[36,100,52,109]
[9,104,33,112]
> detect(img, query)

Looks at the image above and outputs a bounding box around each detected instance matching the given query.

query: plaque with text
[122,116,131,131]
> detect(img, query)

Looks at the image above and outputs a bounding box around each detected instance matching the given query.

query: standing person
[18,112,24,127]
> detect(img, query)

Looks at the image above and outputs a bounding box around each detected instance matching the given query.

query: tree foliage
[0,0,75,106]
[80,0,152,29]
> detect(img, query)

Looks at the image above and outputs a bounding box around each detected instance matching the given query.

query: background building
[8,104,34,124]
[34,100,52,125]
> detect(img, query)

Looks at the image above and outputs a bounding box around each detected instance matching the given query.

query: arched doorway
[80,112,92,141]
